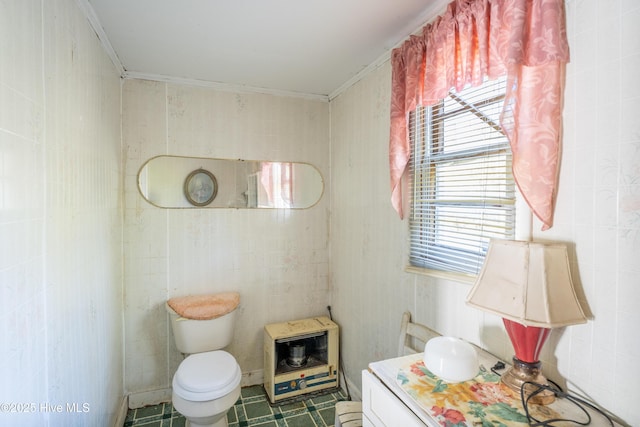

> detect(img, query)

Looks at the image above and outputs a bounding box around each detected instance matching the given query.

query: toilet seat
[173,351,241,402]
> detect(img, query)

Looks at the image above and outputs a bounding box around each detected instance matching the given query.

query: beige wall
[0,0,123,425]
[122,80,331,404]
[3,0,638,426]
[329,1,640,426]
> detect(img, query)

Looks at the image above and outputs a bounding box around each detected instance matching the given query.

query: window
[409,78,515,275]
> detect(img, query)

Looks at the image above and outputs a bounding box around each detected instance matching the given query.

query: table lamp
[466,239,587,404]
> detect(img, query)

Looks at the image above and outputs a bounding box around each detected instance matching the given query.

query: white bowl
[423,336,478,383]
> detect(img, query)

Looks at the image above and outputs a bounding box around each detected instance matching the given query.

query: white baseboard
[127,369,265,409]
[128,388,172,409]
[112,395,129,427]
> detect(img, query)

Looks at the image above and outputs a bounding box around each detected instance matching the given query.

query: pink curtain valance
[389,0,569,230]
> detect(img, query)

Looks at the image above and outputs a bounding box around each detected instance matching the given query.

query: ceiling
[86,0,447,99]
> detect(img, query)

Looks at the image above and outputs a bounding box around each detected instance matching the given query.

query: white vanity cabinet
[362,369,428,427]
[362,352,624,427]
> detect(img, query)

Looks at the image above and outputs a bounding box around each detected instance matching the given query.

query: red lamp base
[501,320,556,405]
[501,357,556,405]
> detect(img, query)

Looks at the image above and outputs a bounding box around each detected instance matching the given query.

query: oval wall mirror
[138,155,324,209]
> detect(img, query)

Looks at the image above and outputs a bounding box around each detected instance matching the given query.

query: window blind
[409,77,515,275]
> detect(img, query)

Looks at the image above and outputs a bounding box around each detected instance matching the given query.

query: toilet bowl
[166,292,241,427]
[172,351,241,427]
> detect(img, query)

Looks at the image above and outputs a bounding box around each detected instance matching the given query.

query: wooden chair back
[397,311,440,356]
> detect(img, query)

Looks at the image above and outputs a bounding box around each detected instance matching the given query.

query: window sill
[404,266,476,285]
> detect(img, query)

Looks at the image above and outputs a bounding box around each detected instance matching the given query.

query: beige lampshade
[466,240,587,328]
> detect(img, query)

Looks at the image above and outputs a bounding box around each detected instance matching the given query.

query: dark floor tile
[277,400,307,413]
[135,421,162,427]
[242,385,267,399]
[318,406,335,426]
[310,393,335,405]
[135,404,165,419]
[124,387,346,427]
[227,405,238,423]
[284,412,317,427]
[244,400,274,419]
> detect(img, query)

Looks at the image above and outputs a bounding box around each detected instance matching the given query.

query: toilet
[166,292,242,427]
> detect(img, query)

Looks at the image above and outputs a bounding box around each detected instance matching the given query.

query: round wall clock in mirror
[184,169,218,206]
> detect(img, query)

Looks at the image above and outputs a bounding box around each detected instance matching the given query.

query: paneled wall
[122,80,331,404]
[0,0,123,425]
[4,0,637,426]
[329,1,640,425]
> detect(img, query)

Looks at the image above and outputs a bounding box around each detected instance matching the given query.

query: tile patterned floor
[123,386,348,427]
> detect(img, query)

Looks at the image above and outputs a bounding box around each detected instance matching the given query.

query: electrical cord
[491,361,505,376]
[520,381,614,426]
[489,361,614,426]
[327,305,351,401]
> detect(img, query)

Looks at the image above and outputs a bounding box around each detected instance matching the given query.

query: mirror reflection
[138,155,324,209]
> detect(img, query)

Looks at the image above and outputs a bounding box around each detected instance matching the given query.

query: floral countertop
[396,359,561,427]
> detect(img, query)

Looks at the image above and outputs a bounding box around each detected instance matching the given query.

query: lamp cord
[488,362,615,426]
[519,381,614,427]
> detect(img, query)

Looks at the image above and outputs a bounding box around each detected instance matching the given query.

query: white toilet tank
[166,292,240,354]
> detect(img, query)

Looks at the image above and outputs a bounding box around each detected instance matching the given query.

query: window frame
[407,78,516,278]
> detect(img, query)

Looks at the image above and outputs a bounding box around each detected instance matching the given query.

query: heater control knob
[298,379,307,390]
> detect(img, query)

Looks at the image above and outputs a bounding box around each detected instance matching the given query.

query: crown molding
[328,0,449,101]
[76,0,448,103]
[122,71,329,102]
[75,0,125,76]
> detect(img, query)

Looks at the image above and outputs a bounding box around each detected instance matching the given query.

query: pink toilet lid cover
[168,292,240,320]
